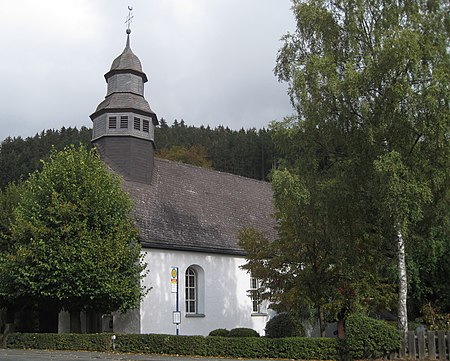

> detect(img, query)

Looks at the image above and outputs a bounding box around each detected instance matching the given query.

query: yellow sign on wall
[171,267,178,293]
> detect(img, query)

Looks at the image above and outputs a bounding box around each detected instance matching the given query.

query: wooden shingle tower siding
[90,30,158,184]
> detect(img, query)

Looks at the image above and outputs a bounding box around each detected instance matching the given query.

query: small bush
[344,313,401,359]
[228,327,259,337]
[209,328,230,336]
[422,304,450,331]
[265,312,305,338]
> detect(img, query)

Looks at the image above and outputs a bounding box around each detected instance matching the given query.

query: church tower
[90,22,158,184]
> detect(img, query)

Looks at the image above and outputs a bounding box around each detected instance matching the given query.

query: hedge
[343,313,401,359]
[5,333,111,351]
[5,317,401,361]
[208,328,230,336]
[4,333,339,360]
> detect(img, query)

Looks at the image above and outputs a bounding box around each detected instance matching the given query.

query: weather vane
[125,6,134,34]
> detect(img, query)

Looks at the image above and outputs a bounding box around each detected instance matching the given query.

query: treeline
[0,120,276,190]
[156,119,276,180]
[0,127,92,190]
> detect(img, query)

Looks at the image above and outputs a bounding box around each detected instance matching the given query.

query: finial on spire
[125,6,134,34]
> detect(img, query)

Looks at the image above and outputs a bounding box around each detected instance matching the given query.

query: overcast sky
[0,0,295,142]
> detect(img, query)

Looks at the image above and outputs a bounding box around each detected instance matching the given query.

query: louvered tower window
[134,117,141,130]
[143,119,150,133]
[108,117,117,129]
[120,116,128,129]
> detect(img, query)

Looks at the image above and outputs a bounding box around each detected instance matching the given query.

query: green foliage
[158,145,213,168]
[0,182,22,252]
[5,333,111,351]
[407,185,450,316]
[0,145,146,314]
[1,123,277,187]
[155,122,276,180]
[208,328,259,337]
[0,127,92,189]
[208,328,230,336]
[265,312,305,338]
[344,314,401,359]
[228,327,260,337]
[421,304,450,331]
[6,333,340,360]
[240,0,449,336]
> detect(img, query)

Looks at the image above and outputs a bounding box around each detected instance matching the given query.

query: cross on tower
[125,6,134,32]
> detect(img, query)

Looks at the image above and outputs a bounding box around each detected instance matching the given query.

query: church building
[59,27,277,336]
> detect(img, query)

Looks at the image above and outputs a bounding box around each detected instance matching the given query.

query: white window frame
[185,267,197,314]
[250,276,262,314]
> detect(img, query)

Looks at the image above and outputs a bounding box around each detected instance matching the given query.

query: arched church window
[185,267,197,313]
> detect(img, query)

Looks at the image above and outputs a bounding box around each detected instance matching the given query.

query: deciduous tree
[0,145,146,332]
[241,0,449,340]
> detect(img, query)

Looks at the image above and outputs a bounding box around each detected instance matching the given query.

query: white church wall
[113,308,140,333]
[140,248,273,336]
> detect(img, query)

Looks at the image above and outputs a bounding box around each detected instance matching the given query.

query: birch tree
[259,0,449,340]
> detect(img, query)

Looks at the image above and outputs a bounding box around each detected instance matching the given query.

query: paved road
[0,349,264,361]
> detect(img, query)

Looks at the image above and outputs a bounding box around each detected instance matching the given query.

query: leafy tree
[407,183,450,317]
[0,182,22,252]
[241,0,449,340]
[157,145,213,168]
[0,145,146,332]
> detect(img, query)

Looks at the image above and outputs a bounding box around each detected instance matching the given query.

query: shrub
[228,327,259,337]
[116,333,337,359]
[265,312,305,338]
[5,333,111,351]
[209,328,230,336]
[6,332,340,359]
[422,304,450,331]
[344,313,401,359]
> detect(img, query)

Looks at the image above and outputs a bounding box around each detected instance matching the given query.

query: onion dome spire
[90,5,158,184]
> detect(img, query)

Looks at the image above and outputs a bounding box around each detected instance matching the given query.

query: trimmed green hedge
[5,333,111,351]
[115,334,338,359]
[5,333,339,360]
[343,313,401,359]
[208,328,230,336]
[4,317,402,360]
[208,327,259,337]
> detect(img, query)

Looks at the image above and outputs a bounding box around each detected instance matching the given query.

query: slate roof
[104,35,148,82]
[110,45,143,73]
[92,92,157,122]
[123,158,277,256]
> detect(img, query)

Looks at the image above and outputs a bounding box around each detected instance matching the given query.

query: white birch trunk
[397,227,408,342]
